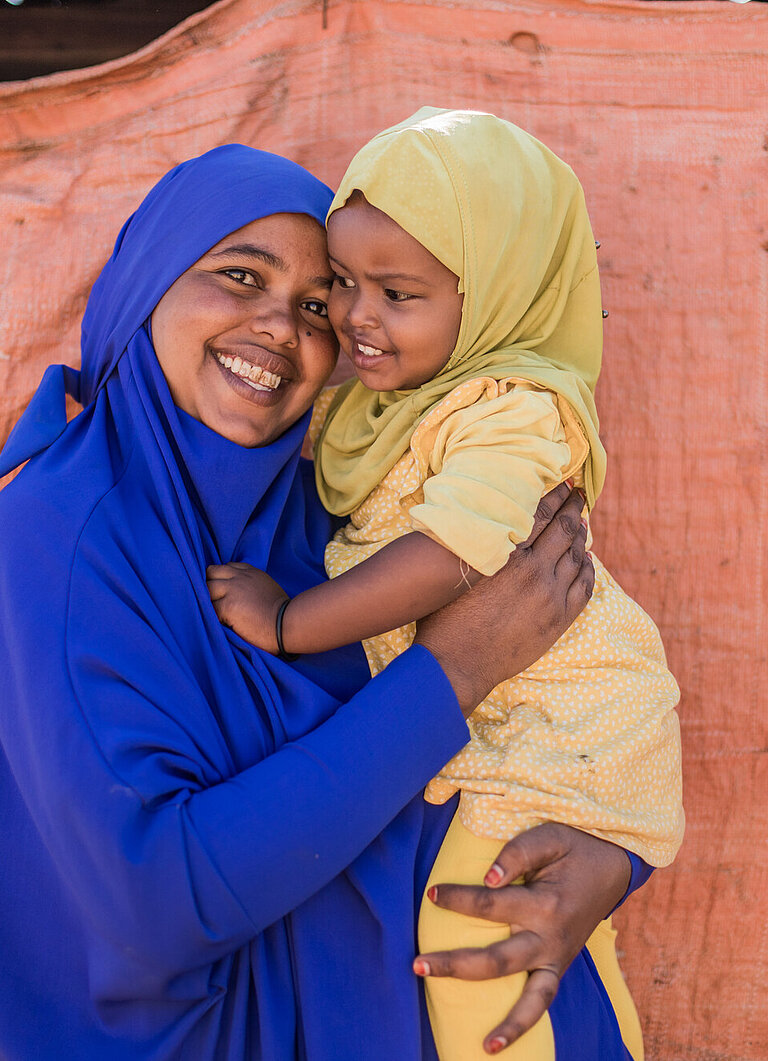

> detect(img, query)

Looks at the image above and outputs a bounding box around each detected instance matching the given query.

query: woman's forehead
[203,213,330,271]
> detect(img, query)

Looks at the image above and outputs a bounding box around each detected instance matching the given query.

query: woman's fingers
[415,930,542,981]
[413,930,563,1054]
[522,481,573,546]
[424,880,546,932]
[564,549,595,624]
[483,968,561,1055]
[528,489,584,566]
[484,824,569,888]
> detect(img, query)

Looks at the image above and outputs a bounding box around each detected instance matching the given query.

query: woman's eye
[385,289,413,303]
[333,274,355,289]
[303,299,328,318]
[222,268,259,286]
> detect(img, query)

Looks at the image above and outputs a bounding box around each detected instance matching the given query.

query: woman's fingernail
[427,885,438,903]
[580,517,588,529]
[413,959,431,976]
[565,477,575,488]
[488,1036,509,1054]
[484,863,504,887]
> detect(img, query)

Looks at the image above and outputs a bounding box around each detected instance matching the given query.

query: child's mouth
[351,339,395,373]
[357,343,386,358]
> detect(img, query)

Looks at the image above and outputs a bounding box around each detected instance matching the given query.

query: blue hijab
[0,146,472,1060]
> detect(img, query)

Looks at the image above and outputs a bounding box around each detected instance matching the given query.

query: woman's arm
[3,484,591,993]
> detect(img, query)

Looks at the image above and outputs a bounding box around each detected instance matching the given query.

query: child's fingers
[207,581,228,602]
[206,564,236,581]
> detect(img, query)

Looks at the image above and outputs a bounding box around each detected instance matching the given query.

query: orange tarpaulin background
[1,1,766,1057]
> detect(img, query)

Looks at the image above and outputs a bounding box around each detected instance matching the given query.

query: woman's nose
[247,298,299,348]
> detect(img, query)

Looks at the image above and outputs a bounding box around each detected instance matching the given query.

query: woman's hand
[414,823,632,1054]
[414,484,593,717]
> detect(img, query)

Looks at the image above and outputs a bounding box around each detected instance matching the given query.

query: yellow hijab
[315,107,606,515]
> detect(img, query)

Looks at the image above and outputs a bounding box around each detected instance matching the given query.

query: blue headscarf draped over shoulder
[0,146,472,1060]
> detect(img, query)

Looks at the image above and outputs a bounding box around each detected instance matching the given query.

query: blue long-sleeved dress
[0,143,645,1060]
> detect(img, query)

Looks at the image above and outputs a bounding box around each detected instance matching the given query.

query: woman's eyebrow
[209,245,332,288]
[208,243,285,270]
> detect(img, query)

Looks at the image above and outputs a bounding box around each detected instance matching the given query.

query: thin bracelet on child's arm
[275,598,299,662]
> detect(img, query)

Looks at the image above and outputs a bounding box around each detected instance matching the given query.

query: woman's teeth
[358,343,386,357]
[216,353,282,390]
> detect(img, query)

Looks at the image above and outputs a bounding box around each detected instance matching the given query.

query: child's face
[326,194,463,391]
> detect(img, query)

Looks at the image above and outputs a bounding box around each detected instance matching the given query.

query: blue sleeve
[188,646,467,932]
[614,851,654,910]
[1,518,468,995]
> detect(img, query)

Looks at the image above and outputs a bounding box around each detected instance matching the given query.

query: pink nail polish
[427,885,438,903]
[565,477,575,489]
[484,863,503,887]
[488,1036,509,1054]
[413,959,431,977]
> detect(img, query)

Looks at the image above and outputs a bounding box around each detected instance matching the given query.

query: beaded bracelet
[275,597,299,662]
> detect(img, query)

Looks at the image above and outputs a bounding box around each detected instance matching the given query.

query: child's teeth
[359,344,385,356]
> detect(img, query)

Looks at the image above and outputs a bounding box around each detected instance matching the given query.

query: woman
[0,145,644,1060]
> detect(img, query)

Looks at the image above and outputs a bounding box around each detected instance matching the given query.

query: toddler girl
[208,109,683,1060]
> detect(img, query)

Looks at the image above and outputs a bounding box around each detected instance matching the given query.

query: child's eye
[333,274,355,289]
[384,289,414,303]
[302,299,328,318]
[222,268,260,287]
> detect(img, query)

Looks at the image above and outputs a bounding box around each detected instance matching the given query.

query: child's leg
[585,918,644,1061]
[419,814,556,1060]
[419,814,644,1061]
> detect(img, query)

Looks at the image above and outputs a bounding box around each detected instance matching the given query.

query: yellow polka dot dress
[313,378,684,867]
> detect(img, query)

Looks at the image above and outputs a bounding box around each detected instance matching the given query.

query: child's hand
[206,562,287,653]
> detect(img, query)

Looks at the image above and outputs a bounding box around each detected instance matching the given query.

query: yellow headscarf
[315,107,606,515]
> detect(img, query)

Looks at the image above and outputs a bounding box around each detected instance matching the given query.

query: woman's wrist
[413,636,492,718]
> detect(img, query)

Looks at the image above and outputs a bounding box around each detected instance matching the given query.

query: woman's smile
[212,346,290,395]
[151,212,338,447]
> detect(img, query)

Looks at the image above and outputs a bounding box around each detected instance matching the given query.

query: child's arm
[207,532,483,656]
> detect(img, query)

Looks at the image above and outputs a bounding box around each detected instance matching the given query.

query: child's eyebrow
[329,256,433,286]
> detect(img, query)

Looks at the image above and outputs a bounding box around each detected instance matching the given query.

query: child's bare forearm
[281,533,482,655]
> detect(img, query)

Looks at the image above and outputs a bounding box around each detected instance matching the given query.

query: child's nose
[345,291,378,330]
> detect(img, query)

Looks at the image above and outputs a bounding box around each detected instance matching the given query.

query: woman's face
[151,213,338,447]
